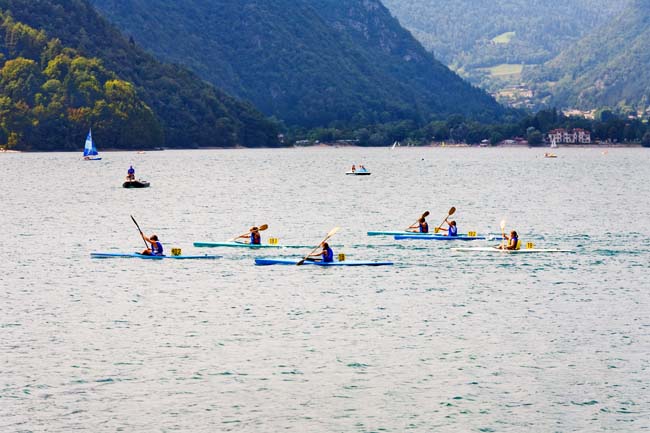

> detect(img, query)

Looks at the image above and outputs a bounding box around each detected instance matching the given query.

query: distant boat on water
[82,129,102,160]
[391,141,401,149]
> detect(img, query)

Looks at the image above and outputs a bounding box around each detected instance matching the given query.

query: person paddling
[141,234,164,256]
[236,226,262,245]
[127,165,135,181]
[498,230,519,250]
[307,242,334,262]
[437,219,458,236]
[408,216,429,233]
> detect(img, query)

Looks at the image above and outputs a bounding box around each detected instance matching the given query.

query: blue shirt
[419,222,429,233]
[449,225,458,236]
[323,246,334,263]
[250,232,261,245]
[151,241,163,256]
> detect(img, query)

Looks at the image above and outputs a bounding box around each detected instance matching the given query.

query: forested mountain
[384,0,625,68]
[526,0,650,111]
[383,0,627,106]
[0,0,279,150]
[88,0,508,128]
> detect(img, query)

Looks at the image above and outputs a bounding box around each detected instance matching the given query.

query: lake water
[1,148,649,432]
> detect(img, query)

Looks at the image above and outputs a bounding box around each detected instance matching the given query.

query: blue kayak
[91,252,221,260]
[394,234,486,241]
[367,230,479,237]
[255,258,393,266]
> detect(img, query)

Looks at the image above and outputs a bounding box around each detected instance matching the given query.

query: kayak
[123,180,150,188]
[255,258,393,266]
[91,252,221,259]
[193,241,309,249]
[346,171,371,176]
[368,230,475,237]
[367,230,437,237]
[395,234,486,241]
[452,247,572,253]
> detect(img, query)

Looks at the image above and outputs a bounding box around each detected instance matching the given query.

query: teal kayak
[255,258,393,266]
[193,241,308,249]
[395,234,486,241]
[91,252,221,259]
[452,247,572,254]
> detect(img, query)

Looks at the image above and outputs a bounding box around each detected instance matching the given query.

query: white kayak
[452,247,572,254]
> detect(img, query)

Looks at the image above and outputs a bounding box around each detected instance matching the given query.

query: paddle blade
[448,207,456,216]
[326,227,340,238]
[258,224,269,231]
[422,211,430,218]
[500,219,507,231]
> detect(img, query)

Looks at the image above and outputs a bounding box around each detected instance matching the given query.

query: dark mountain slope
[89,0,507,127]
[0,0,279,148]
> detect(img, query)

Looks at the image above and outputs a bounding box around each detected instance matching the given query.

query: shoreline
[1,143,646,153]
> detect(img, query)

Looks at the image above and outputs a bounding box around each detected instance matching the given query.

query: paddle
[297,227,340,266]
[499,219,507,249]
[406,211,429,231]
[435,206,456,232]
[130,215,149,250]
[230,224,269,242]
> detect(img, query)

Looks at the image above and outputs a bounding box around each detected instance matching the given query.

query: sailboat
[391,141,401,149]
[83,129,102,160]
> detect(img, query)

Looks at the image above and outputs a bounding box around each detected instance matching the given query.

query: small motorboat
[123,179,150,188]
[544,153,558,158]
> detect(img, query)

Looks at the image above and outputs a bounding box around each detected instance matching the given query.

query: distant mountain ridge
[382,0,628,108]
[527,0,650,111]
[89,0,508,127]
[383,0,625,68]
[0,0,279,150]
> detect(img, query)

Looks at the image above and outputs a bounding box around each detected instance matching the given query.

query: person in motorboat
[351,164,356,173]
[497,230,519,250]
[359,165,367,173]
[308,242,334,262]
[437,219,458,236]
[408,217,429,233]
[126,165,135,181]
[141,234,164,256]
[236,226,261,245]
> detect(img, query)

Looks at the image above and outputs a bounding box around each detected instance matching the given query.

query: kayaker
[236,226,262,245]
[141,234,164,256]
[438,220,458,236]
[408,217,429,233]
[127,165,135,181]
[308,242,334,262]
[498,230,519,250]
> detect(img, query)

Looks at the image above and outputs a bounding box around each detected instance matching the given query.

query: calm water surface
[1,148,649,432]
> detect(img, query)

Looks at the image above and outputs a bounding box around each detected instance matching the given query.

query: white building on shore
[548,128,592,144]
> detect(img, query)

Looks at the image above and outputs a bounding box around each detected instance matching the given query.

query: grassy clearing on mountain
[491,32,515,44]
